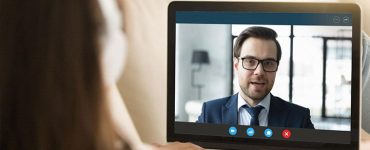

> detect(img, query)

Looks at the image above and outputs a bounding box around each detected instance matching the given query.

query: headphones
[98,0,127,86]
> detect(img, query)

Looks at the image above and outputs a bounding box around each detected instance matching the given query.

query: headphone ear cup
[98,0,127,86]
[101,31,127,86]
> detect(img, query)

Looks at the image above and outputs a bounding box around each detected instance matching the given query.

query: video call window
[168,3,360,148]
[175,23,352,131]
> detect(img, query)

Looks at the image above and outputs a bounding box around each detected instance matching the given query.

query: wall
[356,0,370,35]
[119,0,170,143]
[119,0,369,144]
[356,0,370,133]
[175,24,232,121]
[337,0,370,34]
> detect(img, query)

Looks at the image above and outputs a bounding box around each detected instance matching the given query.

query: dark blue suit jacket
[196,94,314,129]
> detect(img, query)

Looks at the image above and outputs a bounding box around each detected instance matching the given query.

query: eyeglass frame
[238,56,279,72]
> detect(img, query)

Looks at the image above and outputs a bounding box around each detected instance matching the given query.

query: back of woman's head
[0,0,118,149]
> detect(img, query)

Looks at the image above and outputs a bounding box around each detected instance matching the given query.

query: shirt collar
[237,93,271,112]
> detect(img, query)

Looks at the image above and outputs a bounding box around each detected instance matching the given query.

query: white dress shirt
[238,93,270,126]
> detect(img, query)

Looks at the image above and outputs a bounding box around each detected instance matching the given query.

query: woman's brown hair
[0,0,119,149]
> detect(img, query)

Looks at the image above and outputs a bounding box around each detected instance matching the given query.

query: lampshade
[191,50,210,64]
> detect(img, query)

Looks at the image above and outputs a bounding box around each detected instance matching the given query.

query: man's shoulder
[270,95,314,129]
[271,96,309,112]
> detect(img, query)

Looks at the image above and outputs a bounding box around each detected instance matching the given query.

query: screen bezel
[167,1,361,149]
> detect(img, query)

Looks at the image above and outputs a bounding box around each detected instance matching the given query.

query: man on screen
[196,26,314,129]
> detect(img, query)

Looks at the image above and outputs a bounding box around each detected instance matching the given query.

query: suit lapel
[220,94,289,126]
[268,95,286,127]
[221,94,238,125]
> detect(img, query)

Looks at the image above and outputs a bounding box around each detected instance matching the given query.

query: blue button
[246,127,255,136]
[229,126,237,136]
[264,128,273,138]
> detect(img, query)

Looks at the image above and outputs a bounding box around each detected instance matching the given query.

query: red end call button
[282,129,291,139]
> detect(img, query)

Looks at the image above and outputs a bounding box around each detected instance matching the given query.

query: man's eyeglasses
[239,57,279,72]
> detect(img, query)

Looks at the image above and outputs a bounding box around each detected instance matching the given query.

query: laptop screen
[167,2,361,149]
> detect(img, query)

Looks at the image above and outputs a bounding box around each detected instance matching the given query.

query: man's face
[234,37,278,101]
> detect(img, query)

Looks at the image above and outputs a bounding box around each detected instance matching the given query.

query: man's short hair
[233,26,282,62]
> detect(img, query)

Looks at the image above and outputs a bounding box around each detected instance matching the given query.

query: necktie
[244,105,264,126]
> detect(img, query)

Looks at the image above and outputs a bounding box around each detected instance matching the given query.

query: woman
[0,0,202,149]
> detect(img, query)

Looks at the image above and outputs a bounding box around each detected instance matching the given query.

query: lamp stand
[191,64,204,100]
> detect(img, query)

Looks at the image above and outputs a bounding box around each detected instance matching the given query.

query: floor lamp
[191,50,210,100]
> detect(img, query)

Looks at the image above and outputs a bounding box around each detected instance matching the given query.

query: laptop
[167,2,361,149]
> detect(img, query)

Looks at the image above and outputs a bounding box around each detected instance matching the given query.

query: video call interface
[174,12,353,144]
